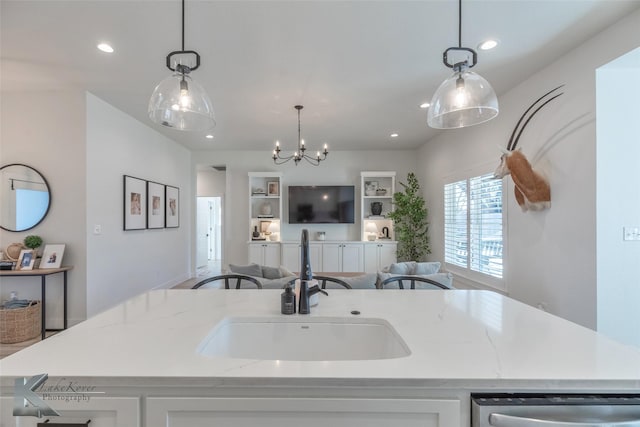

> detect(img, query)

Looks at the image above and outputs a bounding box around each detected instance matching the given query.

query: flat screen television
[288,186,355,224]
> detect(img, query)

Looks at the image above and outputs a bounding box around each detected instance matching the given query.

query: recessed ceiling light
[97,43,114,53]
[205,134,214,139]
[478,39,499,51]
[390,133,399,138]
[420,102,430,109]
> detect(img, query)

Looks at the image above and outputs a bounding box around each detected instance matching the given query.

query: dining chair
[192,274,263,289]
[377,275,450,290]
[284,275,352,289]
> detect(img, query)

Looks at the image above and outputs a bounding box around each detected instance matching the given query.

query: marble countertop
[1,289,640,387]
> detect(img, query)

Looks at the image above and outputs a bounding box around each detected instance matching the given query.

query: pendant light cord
[181,0,185,51]
[458,0,462,48]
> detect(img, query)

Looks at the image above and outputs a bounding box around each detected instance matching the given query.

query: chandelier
[272,105,328,166]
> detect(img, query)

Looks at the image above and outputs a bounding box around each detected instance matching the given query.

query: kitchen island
[1,289,639,426]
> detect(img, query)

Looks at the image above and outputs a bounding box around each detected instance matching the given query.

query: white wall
[0,90,87,326]
[197,169,226,197]
[418,9,640,331]
[86,93,192,317]
[190,150,417,270]
[596,49,640,348]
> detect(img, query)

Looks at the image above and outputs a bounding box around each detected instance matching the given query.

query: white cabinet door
[363,243,397,272]
[341,243,363,272]
[363,243,379,272]
[248,243,263,264]
[0,396,140,427]
[281,243,300,271]
[322,243,363,272]
[147,397,460,427]
[321,243,342,271]
[284,243,323,272]
[263,244,280,266]
[248,243,281,266]
[378,242,397,268]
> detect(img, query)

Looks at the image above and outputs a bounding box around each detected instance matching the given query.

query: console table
[0,266,72,340]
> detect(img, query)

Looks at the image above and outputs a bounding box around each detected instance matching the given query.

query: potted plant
[387,173,431,261]
[24,235,43,255]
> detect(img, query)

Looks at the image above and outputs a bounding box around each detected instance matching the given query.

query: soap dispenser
[281,284,296,315]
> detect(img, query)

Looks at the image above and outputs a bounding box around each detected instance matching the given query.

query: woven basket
[0,300,41,343]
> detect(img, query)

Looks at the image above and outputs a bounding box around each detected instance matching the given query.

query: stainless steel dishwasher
[472,394,640,427]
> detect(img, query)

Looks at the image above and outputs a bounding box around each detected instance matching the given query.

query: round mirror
[0,164,51,232]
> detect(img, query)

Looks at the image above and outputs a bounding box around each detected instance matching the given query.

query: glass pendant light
[427,0,498,129]
[148,0,215,131]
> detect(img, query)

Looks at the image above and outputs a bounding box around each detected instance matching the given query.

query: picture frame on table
[40,244,66,269]
[165,185,180,228]
[147,181,165,229]
[267,181,279,196]
[123,175,147,231]
[16,249,35,271]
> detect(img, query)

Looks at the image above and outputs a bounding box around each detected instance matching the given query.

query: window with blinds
[444,173,503,280]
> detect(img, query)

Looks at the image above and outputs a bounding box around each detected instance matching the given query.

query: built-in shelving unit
[248,172,283,242]
[360,171,395,242]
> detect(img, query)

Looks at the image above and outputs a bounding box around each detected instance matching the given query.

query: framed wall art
[123,175,146,230]
[40,244,66,269]
[147,181,165,229]
[165,185,180,228]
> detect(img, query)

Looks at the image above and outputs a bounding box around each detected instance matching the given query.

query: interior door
[196,198,210,268]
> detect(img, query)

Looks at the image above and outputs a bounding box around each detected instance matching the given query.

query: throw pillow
[262,265,283,280]
[388,261,416,275]
[228,263,263,277]
[413,262,441,275]
[279,265,295,277]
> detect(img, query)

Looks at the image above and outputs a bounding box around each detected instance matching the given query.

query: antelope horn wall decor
[494,86,564,212]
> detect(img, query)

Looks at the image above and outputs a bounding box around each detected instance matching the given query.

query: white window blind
[444,179,467,268]
[444,173,503,280]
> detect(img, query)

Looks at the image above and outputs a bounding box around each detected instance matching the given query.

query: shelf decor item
[371,202,383,216]
[364,181,378,196]
[16,249,36,271]
[267,181,279,196]
[23,235,43,257]
[5,243,24,262]
[260,202,272,216]
[0,300,41,344]
[39,244,65,269]
[366,222,378,241]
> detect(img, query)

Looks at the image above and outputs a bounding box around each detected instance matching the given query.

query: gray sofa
[227,262,453,290]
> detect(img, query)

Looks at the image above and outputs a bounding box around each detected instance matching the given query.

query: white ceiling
[2,1,639,152]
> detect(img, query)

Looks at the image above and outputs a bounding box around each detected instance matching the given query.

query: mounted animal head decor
[494,85,564,212]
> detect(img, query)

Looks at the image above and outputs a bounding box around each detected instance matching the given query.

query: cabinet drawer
[1,396,140,427]
[147,397,460,427]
